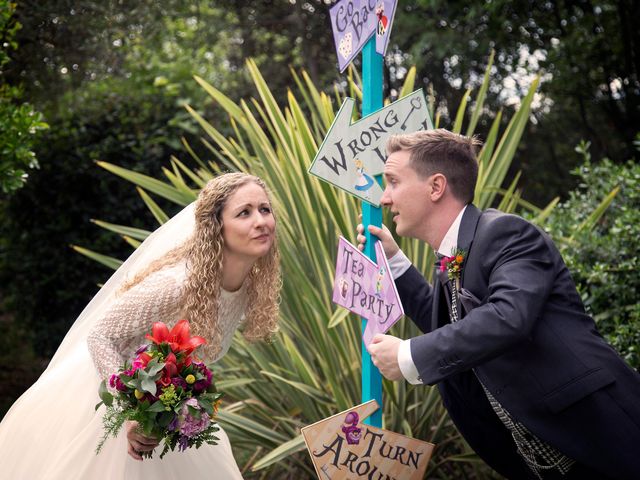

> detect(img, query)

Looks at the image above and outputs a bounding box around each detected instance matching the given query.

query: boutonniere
[440,249,466,322]
[440,249,466,281]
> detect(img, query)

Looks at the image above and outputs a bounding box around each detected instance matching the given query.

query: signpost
[359,31,384,428]
[325,0,400,429]
[304,4,438,474]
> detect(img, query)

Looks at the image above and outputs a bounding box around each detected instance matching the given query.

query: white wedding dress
[0,204,248,479]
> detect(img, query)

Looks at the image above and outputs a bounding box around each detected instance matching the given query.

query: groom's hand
[368,334,403,381]
[356,219,399,259]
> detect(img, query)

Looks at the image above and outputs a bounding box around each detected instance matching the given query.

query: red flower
[132,352,153,371]
[441,249,466,280]
[440,256,455,272]
[164,352,178,378]
[159,374,172,387]
[146,320,207,355]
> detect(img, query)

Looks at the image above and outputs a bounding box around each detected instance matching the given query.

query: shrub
[544,143,640,370]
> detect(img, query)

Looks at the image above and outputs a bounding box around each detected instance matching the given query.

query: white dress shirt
[391,205,468,385]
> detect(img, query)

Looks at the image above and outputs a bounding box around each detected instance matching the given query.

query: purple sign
[329,0,398,72]
[333,236,404,346]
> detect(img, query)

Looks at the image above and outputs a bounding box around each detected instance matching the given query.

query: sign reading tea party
[330,0,398,72]
[333,237,403,346]
[308,89,432,206]
[302,400,434,480]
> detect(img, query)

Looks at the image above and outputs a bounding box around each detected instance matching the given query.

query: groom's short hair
[386,129,481,204]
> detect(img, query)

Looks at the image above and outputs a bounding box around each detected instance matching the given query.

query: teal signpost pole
[361,36,383,428]
[326,0,399,428]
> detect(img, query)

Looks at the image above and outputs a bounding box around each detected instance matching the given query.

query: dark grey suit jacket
[395,204,640,478]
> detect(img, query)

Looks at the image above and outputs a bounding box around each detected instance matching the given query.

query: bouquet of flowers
[96,319,223,459]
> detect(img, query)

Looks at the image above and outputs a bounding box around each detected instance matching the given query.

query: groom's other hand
[356,221,399,259]
[368,334,403,381]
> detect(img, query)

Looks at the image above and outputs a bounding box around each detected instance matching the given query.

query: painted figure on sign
[339,277,349,298]
[341,411,362,445]
[375,266,386,298]
[376,4,388,36]
[354,159,375,200]
[338,31,353,60]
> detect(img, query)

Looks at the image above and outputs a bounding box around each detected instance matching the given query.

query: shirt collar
[436,205,468,257]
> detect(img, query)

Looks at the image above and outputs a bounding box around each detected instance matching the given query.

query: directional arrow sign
[330,0,398,72]
[309,89,432,206]
[333,236,404,346]
[301,400,435,480]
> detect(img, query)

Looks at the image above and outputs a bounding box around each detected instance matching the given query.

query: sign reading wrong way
[308,90,432,206]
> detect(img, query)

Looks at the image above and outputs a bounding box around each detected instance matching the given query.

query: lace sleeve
[87,268,185,380]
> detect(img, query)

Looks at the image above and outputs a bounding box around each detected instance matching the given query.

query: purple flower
[191,363,213,393]
[178,435,190,452]
[167,415,179,432]
[172,377,187,390]
[135,344,149,355]
[176,398,210,438]
[143,392,158,403]
[192,380,209,393]
[109,374,127,392]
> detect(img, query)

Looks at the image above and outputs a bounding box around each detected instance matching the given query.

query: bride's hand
[126,420,159,461]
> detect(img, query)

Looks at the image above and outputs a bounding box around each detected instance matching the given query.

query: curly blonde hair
[120,172,281,358]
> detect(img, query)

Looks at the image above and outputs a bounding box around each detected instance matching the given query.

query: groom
[359,129,640,479]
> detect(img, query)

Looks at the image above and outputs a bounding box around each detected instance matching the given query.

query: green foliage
[0,0,48,194]
[0,75,186,357]
[95,403,127,454]
[0,1,19,69]
[89,56,537,479]
[0,0,334,391]
[390,0,639,206]
[7,1,334,123]
[0,86,49,193]
[544,143,640,370]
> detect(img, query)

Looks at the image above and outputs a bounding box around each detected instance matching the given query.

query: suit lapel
[457,204,482,287]
[432,264,455,329]
[431,266,448,330]
[431,204,482,329]
[431,265,442,330]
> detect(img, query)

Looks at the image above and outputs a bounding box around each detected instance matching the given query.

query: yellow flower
[134,389,144,400]
[185,374,196,384]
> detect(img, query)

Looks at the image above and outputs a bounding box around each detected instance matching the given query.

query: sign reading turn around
[302,400,434,480]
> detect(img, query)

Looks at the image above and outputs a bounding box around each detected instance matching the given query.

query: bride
[0,172,281,479]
